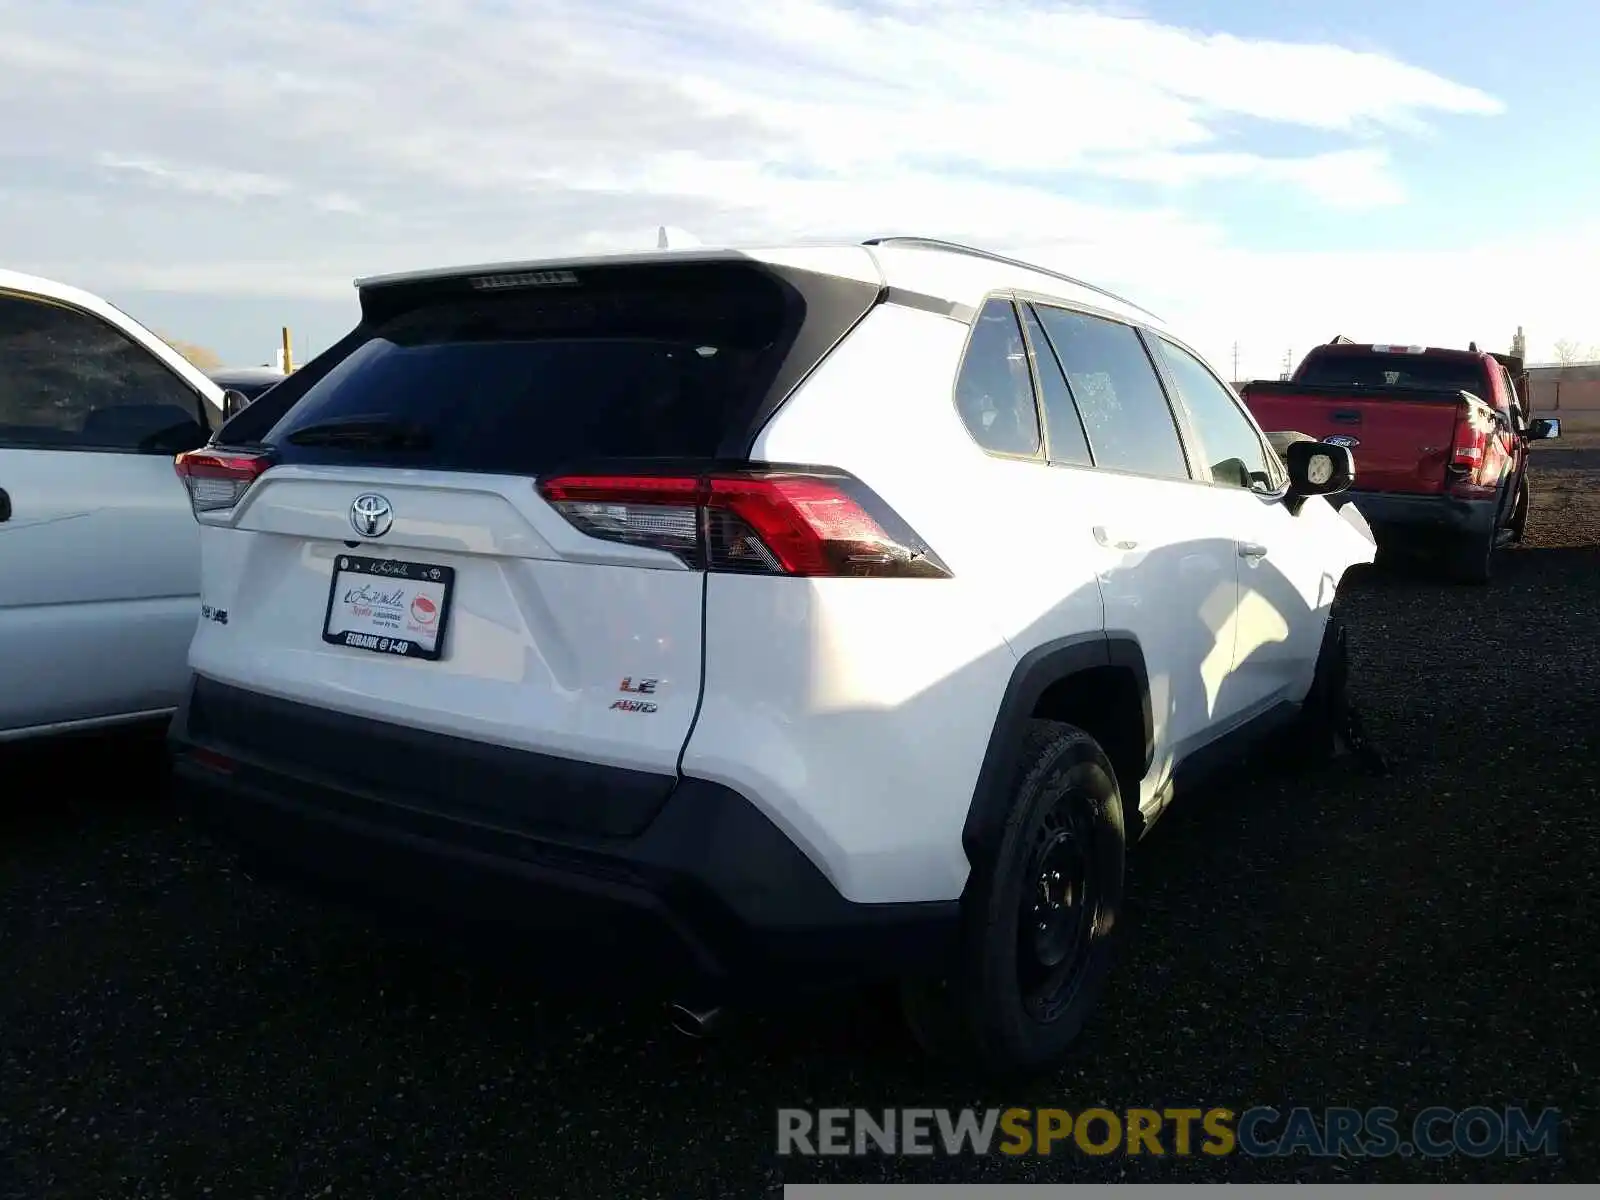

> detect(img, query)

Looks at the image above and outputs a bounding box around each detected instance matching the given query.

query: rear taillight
[173,448,273,514]
[1448,404,1488,471]
[537,469,951,578]
[1446,404,1497,497]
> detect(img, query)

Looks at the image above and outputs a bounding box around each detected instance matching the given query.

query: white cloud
[0,0,1536,371]
[97,153,290,202]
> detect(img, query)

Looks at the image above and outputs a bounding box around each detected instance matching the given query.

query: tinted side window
[1157,338,1276,490]
[1019,303,1091,467]
[953,298,1042,457]
[1500,365,1521,413]
[0,292,204,452]
[1032,305,1189,480]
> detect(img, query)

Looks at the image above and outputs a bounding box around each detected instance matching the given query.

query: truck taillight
[173,449,273,514]
[1445,404,1500,498]
[1448,405,1488,471]
[537,469,951,579]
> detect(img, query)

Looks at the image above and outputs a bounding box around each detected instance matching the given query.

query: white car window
[1157,337,1279,492]
[0,291,207,453]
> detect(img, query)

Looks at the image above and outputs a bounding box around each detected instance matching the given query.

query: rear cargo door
[1243,388,1464,494]
[186,259,879,826]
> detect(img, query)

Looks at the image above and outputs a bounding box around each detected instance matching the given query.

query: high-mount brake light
[173,449,273,514]
[469,269,580,291]
[537,471,951,579]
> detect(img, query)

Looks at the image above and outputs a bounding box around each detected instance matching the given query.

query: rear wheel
[900,720,1125,1077]
[1442,531,1494,584]
[1509,478,1530,543]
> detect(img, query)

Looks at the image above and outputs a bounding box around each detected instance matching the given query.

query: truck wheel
[1509,479,1530,543]
[1443,532,1494,584]
[900,720,1125,1077]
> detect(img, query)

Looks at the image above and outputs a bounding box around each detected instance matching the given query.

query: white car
[0,268,244,742]
[167,238,1376,1075]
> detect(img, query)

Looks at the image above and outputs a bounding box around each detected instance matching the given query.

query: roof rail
[860,236,1162,322]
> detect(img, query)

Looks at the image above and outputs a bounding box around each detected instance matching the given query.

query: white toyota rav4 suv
[168,238,1376,1076]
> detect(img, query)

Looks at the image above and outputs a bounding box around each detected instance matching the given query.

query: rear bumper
[168,677,958,1000]
[1342,491,1497,545]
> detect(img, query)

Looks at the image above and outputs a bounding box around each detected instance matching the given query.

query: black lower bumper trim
[169,679,958,999]
[182,675,676,839]
[1346,491,1497,544]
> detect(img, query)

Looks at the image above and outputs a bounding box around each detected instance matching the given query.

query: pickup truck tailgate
[1242,383,1467,494]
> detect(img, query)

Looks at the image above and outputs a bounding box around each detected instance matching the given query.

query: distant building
[1522,361,1600,428]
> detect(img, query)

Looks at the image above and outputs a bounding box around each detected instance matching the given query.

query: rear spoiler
[1239,380,1493,407]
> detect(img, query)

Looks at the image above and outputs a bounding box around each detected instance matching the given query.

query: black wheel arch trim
[961,631,1152,868]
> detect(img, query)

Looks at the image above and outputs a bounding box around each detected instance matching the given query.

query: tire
[1442,531,1493,584]
[900,720,1126,1078]
[1282,614,1351,763]
[1509,478,1530,543]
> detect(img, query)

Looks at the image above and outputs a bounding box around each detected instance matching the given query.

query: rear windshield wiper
[284,417,434,449]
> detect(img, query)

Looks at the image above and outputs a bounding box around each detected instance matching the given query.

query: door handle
[1239,542,1268,559]
[1092,525,1139,551]
[0,487,10,523]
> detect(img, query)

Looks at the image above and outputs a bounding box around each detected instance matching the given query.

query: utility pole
[281,326,294,373]
[1280,348,1293,381]
[1232,341,1240,382]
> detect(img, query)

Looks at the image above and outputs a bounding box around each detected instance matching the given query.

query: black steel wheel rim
[1017,788,1097,1022]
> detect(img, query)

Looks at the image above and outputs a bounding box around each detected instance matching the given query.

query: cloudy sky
[3,0,1598,377]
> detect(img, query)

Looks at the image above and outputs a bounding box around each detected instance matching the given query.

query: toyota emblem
[350,493,394,538]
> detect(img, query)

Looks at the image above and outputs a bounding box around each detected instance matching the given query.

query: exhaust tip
[666,1002,723,1039]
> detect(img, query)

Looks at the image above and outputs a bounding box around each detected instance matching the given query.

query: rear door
[1488,360,1528,520]
[0,286,219,736]
[186,258,880,797]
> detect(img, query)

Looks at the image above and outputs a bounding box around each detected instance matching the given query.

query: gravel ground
[4,459,1598,1195]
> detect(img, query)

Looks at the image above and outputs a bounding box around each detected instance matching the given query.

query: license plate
[322,554,454,661]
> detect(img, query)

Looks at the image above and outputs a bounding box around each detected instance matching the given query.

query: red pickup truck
[1239,339,1561,582]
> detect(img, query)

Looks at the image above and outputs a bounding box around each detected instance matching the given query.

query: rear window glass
[265,265,796,473]
[1296,352,1489,397]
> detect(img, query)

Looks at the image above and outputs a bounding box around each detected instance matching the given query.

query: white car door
[1149,333,1351,714]
[1027,301,1243,812]
[0,277,223,739]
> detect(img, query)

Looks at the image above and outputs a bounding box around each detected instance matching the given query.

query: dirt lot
[3,457,1598,1195]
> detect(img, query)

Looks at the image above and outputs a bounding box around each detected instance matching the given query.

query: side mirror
[140,418,211,454]
[1528,417,1561,441]
[221,388,249,420]
[1285,440,1354,508]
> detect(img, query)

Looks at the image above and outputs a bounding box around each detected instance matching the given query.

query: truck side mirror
[1528,417,1561,441]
